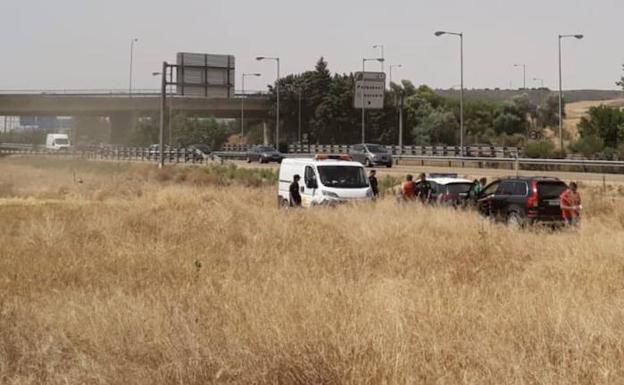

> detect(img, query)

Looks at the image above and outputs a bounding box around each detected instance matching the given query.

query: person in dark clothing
[289,174,302,207]
[369,170,379,198]
[416,173,432,203]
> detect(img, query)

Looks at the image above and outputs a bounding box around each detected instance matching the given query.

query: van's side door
[302,165,318,207]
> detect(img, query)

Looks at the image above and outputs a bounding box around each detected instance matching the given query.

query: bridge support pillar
[109,112,134,144]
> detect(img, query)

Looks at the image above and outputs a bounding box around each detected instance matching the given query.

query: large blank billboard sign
[354,72,386,109]
[176,53,235,98]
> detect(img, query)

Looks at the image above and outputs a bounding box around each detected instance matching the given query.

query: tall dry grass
[2,158,624,384]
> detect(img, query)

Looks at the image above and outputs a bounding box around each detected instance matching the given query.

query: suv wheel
[246,157,252,163]
[365,158,373,167]
[507,211,525,228]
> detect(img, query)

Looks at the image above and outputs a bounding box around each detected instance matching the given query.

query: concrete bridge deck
[0,93,271,119]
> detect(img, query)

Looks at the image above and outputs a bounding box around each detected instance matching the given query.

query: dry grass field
[2,157,624,384]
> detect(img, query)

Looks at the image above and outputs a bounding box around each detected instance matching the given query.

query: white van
[46,134,70,151]
[278,155,373,208]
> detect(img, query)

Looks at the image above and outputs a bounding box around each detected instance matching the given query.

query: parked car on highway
[476,176,568,226]
[349,143,393,168]
[188,144,212,161]
[247,145,283,163]
[414,177,474,206]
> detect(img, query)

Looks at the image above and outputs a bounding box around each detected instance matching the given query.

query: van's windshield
[317,166,369,188]
[54,139,69,145]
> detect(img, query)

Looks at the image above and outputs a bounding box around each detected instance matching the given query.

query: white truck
[278,155,373,208]
[46,134,70,151]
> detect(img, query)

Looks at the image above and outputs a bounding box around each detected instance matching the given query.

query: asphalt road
[233,159,624,185]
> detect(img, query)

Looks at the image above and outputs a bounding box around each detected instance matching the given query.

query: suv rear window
[537,181,566,199]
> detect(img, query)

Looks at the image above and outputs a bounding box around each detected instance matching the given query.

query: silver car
[349,143,393,168]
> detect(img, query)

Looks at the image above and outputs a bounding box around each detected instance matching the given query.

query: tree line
[264,58,561,150]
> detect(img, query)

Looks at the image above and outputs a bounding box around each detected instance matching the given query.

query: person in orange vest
[402,174,417,201]
[560,181,582,226]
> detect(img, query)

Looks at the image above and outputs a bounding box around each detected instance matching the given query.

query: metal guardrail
[222,144,520,158]
[2,144,624,174]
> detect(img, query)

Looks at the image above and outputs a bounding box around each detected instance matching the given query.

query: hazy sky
[2,0,623,92]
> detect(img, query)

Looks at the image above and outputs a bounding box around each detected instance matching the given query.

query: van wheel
[507,212,524,228]
[279,199,290,209]
[386,163,392,168]
[247,157,251,163]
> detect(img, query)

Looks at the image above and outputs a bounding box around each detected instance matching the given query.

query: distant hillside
[435,89,624,104]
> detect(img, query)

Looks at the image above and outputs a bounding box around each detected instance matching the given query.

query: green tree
[129,117,159,146]
[171,115,230,148]
[523,140,555,158]
[569,135,605,158]
[536,94,562,128]
[577,105,624,149]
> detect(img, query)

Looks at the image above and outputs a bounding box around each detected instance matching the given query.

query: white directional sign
[354,71,386,109]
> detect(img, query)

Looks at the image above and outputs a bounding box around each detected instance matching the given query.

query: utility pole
[398,92,404,154]
[298,87,302,145]
[435,31,464,156]
[241,73,261,138]
[558,34,584,151]
[158,62,167,168]
[256,56,280,146]
[514,64,526,89]
[129,38,138,96]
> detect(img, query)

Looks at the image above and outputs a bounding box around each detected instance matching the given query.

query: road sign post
[355,71,385,143]
[354,72,386,109]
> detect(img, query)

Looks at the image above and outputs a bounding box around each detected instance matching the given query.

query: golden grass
[2,158,624,384]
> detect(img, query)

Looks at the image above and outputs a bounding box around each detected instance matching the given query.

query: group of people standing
[292,169,582,226]
[399,173,433,203]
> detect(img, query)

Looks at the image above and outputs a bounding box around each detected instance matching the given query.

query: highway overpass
[0,92,272,142]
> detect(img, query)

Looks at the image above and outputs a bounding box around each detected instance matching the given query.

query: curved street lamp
[241,73,261,138]
[435,30,464,156]
[256,56,280,146]
[558,34,584,150]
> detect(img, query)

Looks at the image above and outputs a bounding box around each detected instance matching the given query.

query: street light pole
[533,77,544,88]
[152,71,174,145]
[389,64,403,150]
[241,73,261,138]
[373,44,385,72]
[435,31,464,156]
[514,64,526,89]
[256,57,280,146]
[558,34,584,151]
[158,62,167,169]
[361,57,385,143]
[129,38,138,96]
[389,64,402,85]
[298,87,302,145]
